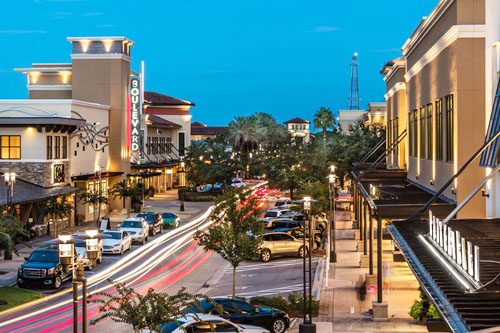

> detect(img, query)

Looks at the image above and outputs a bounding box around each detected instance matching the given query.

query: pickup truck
[17,247,74,289]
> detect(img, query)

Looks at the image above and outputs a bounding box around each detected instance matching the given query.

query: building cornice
[385,82,406,100]
[383,62,406,83]
[0,99,109,110]
[402,0,455,56]
[70,53,131,62]
[28,85,72,91]
[404,25,486,82]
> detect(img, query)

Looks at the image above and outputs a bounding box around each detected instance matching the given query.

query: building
[365,102,387,127]
[191,122,226,141]
[284,117,311,143]
[337,109,366,133]
[0,36,191,227]
[349,0,500,329]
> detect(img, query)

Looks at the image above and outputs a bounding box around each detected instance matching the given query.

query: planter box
[427,319,449,332]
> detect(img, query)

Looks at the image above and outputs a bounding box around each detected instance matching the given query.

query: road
[0,206,215,333]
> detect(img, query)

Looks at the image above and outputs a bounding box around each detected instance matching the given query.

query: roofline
[0,99,110,110]
[67,36,134,45]
[14,67,73,73]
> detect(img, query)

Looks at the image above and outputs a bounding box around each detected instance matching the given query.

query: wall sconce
[430,180,434,186]
[482,189,490,198]
[451,188,457,195]
[415,174,420,180]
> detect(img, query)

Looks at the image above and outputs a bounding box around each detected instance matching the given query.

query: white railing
[427,210,480,284]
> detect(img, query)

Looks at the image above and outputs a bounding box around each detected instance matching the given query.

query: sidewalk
[289,210,427,333]
[0,189,212,287]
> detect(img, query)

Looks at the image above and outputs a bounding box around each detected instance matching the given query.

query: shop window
[47,136,53,159]
[445,94,454,162]
[0,135,21,159]
[435,99,443,161]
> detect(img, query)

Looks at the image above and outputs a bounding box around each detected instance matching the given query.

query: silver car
[102,230,132,254]
[259,232,308,262]
[119,218,149,244]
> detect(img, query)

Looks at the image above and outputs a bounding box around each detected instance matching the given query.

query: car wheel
[53,276,62,289]
[260,249,271,262]
[298,246,308,258]
[272,317,287,333]
[17,281,25,288]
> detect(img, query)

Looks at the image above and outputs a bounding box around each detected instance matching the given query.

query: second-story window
[426,103,433,160]
[0,135,21,160]
[62,136,68,159]
[419,106,426,158]
[435,99,443,161]
[47,136,53,159]
[394,117,399,155]
[445,94,454,162]
[55,136,61,159]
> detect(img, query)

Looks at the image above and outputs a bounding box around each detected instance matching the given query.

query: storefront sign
[53,163,65,184]
[130,77,141,153]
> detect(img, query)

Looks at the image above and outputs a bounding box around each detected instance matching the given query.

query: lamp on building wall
[328,172,337,263]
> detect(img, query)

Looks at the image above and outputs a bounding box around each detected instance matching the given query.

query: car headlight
[18,267,23,273]
[47,268,56,275]
[113,244,121,249]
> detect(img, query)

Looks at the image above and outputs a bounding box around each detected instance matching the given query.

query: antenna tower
[348,52,360,110]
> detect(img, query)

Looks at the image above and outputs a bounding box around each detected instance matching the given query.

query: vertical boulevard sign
[130,77,141,153]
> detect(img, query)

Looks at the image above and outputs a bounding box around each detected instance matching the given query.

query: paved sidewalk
[0,189,212,287]
[289,210,427,333]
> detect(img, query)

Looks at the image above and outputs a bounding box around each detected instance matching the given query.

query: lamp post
[179,161,185,211]
[299,196,316,333]
[4,172,16,214]
[328,168,337,263]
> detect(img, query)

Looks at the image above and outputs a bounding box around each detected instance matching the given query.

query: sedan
[102,230,132,254]
[184,298,289,333]
[160,212,180,228]
[156,314,269,333]
[74,239,102,269]
[137,212,163,236]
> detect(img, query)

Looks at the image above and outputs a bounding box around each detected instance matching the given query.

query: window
[394,117,399,154]
[435,99,443,161]
[408,111,413,157]
[409,110,418,157]
[426,104,433,159]
[419,107,426,158]
[0,135,21,159]
[387,119,392,154]
[146,137,151,155]
[445,94,454,162]
[62,137,68,159]
[47,136,53,159]
[178,132,186,156]
[55,136,61,159]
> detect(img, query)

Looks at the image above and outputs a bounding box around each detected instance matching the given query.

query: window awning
[480,79,500,167]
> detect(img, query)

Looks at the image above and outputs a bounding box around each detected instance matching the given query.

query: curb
[197,260,230,295]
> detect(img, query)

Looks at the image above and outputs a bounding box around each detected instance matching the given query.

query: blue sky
[0,0,436,126]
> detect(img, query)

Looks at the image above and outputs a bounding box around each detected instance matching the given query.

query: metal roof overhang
[131,160,180,169]
[71,171,123,181]
[127,171,163,179]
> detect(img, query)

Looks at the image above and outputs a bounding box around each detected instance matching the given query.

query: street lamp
[94,166,102,226]
[4,172,16,214]
[179,161,186,211]
[328,173,337,263]
[299,196,316,333]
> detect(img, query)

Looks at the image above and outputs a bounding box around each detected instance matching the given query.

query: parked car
[265,219,301,230]
[102,230,132,254]
[259,232,308,262]
[231,178,247,188]
[274,199,291,207]
[119,218,149,244]
[263,209,290,219]
[17,247,74,289]
[137,212,163,236]
[183,298,289,333]
[156,314,269,333]
[74,239,102,269]
[160,212,180,228]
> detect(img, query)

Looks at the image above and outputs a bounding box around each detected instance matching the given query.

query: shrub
[409,300,423,321]
[249,296,289,312]
[427,304,440,319]
[183,192,214,202]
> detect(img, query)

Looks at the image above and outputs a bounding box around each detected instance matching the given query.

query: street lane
[0,206,215,333]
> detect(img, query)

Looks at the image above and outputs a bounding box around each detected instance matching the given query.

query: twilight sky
[0,0,436,126]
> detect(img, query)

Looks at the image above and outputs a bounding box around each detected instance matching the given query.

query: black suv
[184,297,290,333]
[137,212,163,236]
[17,247,74,289]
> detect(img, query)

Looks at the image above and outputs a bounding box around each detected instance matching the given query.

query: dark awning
[480,79,500,167]
[127,172,163,179]
[0,179,78,205]
[389,219,500,332]
[131,160,180,169]
[71,171,123,181]
[0,117,86,134]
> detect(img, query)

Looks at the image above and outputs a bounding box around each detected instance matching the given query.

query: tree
[110,181,140,217]
[42,197,73,238]
[313,107,335,143]
[0,213,29,260]
[194,190,264,298]
[90,282,206,333]
[79,191,108,224]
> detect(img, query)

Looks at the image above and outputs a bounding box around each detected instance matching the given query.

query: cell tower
[348,52,360,110]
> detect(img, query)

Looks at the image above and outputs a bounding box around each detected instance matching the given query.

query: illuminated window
[409,110,418,157]
[0,135,21,159]
[445,94,454,162]
[435,99,443,161]
[419,106,426,158]
[426,103,433,160]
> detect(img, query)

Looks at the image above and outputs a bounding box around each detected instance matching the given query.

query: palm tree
[79,191,108,225]
[43,197,73,238]
[110,181,140,217]
[313,107,335,143]
[0,213,29,260]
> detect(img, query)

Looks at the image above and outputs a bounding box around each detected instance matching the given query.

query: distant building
[365,102,387,127]
[337,110,366,133]
[191,122,227,141]
[284,118,310,143]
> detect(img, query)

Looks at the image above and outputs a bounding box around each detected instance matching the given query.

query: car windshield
[121,220,142,228]
[29,250,58,263]
[265,211,278,218]
[103,231,122,240]
[162,213,175,219]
